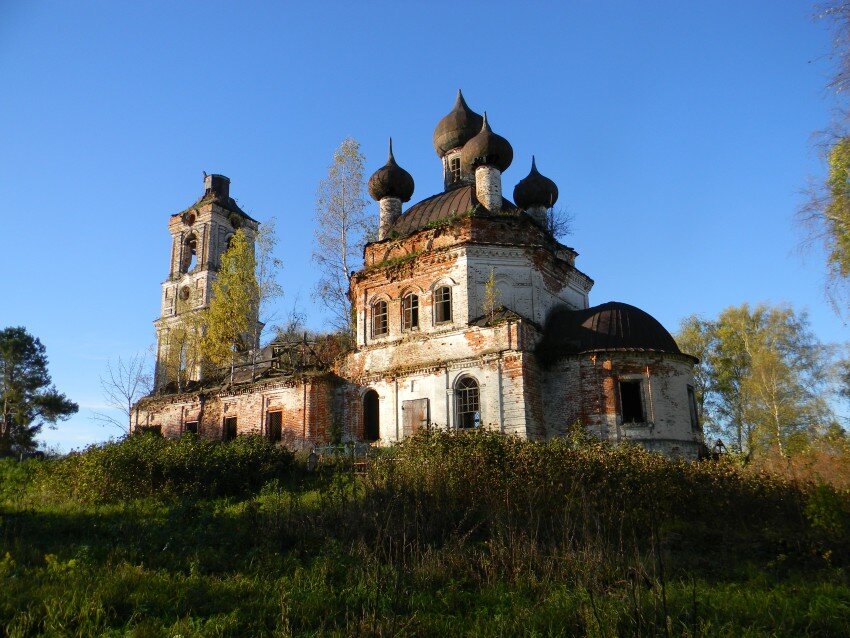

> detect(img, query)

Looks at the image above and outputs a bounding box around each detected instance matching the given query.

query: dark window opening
[435,286,452,324]
[223,416,237,441]
[372,300,388,337]
[687,385,700,432]
[181,235,197,273]
[619,380,645,423]
[184,421,198,435]
[456,377,480,429]
[363,390,379,442]
[402,293,419,330]
[138,425,162,436]
[267,411,282,443]
[449,157,461,183]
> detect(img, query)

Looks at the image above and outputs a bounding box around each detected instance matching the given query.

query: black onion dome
[513,156,558,209]
[432,90,484,157]
[367,139,415,203]
[460,113,513,172]
[537,301,689,365]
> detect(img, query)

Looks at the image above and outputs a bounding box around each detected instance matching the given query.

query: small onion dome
[432,89,484,157]
[460,112,513,172]
[513,156,558,209]
[367,139,415,203]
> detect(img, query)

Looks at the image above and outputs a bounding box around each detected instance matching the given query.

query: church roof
[433,90,484,157]
[388,184,519,236]
[537,301,690,364]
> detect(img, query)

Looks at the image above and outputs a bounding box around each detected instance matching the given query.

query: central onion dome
[433,90,484,157]
[513,156,558,209]
[460,112,513,172]
[368,139,415,202]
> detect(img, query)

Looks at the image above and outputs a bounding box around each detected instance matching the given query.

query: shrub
[33,434,294,503]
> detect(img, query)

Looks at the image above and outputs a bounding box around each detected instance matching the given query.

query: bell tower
[153,174,259,390]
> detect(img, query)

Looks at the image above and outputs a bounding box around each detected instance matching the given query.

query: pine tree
[0,327,78,455]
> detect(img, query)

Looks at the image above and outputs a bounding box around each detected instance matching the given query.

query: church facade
[133,92,704,459]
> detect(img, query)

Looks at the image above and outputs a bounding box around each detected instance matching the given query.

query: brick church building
[133,92,704,459]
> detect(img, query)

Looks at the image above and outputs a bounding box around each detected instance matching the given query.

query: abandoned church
[132,91,704,459]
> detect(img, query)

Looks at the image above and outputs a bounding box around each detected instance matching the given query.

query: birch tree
[249,218,283,378]
[313,138,371,332]
[677,304,833,457]
[203,229,259,383]
[800,3,850,310]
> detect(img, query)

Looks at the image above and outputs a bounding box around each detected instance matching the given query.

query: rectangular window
[434,286,452,324]
[687,385,700,432]
[619,380,645,423]
[372,300,388,337]
[138,425,162,436]
[402,294,419,330]
[267,411,282,443]
[223,416,237,441]
[184,420,198,435]
[449,157,461,183]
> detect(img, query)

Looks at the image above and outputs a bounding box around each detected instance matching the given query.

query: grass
[1,431,849,636]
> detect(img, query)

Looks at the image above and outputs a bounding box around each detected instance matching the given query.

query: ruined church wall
[132,376,338,447]
[343,352,530,444]
[541,352,701,458]
[465,246,588,327]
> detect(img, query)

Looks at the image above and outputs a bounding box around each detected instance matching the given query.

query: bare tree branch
[92,352,152,435]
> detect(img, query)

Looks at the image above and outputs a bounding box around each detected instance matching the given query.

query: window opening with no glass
[619,380,645,423]
[223,416,237,441]
[267,411,282,443]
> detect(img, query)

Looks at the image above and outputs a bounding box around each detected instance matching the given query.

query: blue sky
[1,1,845,451]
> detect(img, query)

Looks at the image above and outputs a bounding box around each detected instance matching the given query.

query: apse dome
[537,301,688,363]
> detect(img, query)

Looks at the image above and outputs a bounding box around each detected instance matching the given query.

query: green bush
[33,434,294,503]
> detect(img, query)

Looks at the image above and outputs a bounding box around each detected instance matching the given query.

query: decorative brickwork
[133,95,702,460]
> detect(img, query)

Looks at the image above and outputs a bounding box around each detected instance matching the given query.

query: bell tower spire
[153,174,260,391]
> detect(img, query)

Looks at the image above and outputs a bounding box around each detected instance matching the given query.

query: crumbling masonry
[133,92,704,459]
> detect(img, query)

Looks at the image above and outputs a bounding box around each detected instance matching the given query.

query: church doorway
[363,390,379,442]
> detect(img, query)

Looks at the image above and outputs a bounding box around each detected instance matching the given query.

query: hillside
[1,432,849,637]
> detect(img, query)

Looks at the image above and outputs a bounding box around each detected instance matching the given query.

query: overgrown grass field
[1,432,849,636]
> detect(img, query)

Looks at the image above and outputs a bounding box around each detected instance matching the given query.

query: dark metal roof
[367,139,415,203]
[433,90,484,157]
[537,301,684,364]
[513,156,558,209]
[460,113,513,173]
[388,184,519,236]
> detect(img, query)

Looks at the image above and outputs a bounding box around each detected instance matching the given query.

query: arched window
[371,300,388,337]
[434,286,452,324]
[402,293,419,330]
[455,376,480,429]
[363,389,379,442]
[180,234,197,273]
